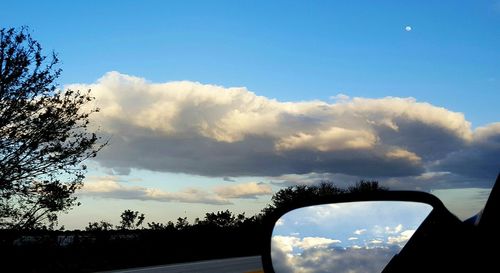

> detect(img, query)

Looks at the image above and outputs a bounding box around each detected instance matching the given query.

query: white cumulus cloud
[299,237,342,249]
[354,229,367,235]
[275,127,378,152]
[272,235,341,252]
[66,72,499,182]
[387,230,416,245]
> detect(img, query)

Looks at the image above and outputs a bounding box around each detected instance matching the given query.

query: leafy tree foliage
[198,210,237,228]
[262,180,387,215]
[147,221,176,231]
[0,27,105,230]
[86,220,114,231]
[194,210,250,229]
[174,217,190,230]
[347,180,387,193]
[119,209,145,230]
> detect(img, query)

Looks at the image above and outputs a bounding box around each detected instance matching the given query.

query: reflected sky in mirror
[271,201,433,273]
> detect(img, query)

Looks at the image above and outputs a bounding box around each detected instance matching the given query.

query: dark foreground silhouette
[1,225,263,272]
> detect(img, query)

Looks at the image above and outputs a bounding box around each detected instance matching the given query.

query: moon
[405,26,412,32]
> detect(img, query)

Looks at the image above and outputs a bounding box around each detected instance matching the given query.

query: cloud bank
[80,176,271,205]
[272,235,400,273]
[68,72,499,184]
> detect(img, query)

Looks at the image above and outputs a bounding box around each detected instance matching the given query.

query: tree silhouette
[86,220,114,231]
[149,221,177,231]
[199,210,238,228]
[347,180,387,193]
[0,27,105,230]
[262,180,387,215]
[175,217,190,230]
[119,209,145,230]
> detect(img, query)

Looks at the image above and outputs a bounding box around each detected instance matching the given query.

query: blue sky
[1,0,499,229]
[273,202,432,245]
[2,0,499,125]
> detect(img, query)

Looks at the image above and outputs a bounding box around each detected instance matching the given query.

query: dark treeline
[1,207,266,272]
[0,215,264,272]
[1,181,385,273]
[85,209,258,232]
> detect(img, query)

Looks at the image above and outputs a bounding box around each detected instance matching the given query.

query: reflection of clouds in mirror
[369,239,384,244]
[385,224,403,234]
[273,235,342,252]
[372,224,404,237]
[354,228,367,235]
[272,201,433,273]
[276,218,285,226]
[387,230,415,246]
[272,244,400,273]
[272,236,298,254]
[312,204,342,219]
[301,237,342,249]
[292,201,430,231]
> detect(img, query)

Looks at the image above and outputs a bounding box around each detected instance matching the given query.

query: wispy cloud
[214,182,272,199]
[80,176,230,205]
[80,176,272,204]
[354,229,367,235]
[387,230,415,245]
[272,235,341,251]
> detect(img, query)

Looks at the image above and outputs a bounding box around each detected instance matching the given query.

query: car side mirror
[261,191,463,273]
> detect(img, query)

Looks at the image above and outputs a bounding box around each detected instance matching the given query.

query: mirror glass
[271,201,433,273]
